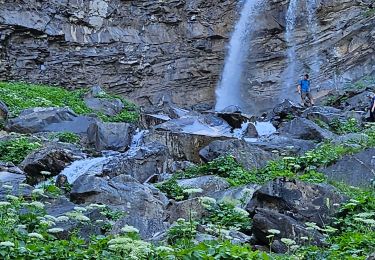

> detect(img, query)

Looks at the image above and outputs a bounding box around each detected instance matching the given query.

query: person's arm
[297,82,301,93]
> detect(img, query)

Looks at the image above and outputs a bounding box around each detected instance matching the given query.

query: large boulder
[0,100,9,121]
[5,107,97,134]
[167,198,208,223]
[177,175,230,196]
[84,98,124,117]
[20,143,86,185]
[343,91,374,111]
[87,121,135,152]
[302,106,342,124]
[199,139,276,171]
[0,162,26,185]
[209,184,261,207]
[102,142,169,183]
[246,179,346,226]
[271,100,304,126]
[70,174,167,238]
[321,148,375,188]
[278,117,336,141]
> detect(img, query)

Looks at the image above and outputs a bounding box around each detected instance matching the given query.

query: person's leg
[371,111,375,122]
[301,93,307,106]
[308,92,315,106]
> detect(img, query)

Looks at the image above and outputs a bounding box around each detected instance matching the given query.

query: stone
[84,97,124,117]
[70,174,167,238]
[215,112,255,129]
[177,175,230,196]
[278,117,336,142]
[209,184,261,207]
[139,113,170,129]
[272,100,304,119]
[246,178,346,226]
[343,91,375,111]
[302,106,342,124]
[20,143,85,185]
[199,139,277,171]
[87,121,135,152]
[167,198,208,224]
[102,142,169,183]
[244,123,259,138]
[0,172,26,184]
[5,107,97,134]
[332,133,369,145]
[321,148,375,188]
[0,100,9,121]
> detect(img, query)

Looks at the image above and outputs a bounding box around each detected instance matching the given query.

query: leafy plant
[167,218,198,248]
[50,132,80,144]
[329,118,361,135]
[0,137,41,164]
[156,177,188,201]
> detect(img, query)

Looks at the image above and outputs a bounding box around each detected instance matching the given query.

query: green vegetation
[155,178,189,201]
[0,137,41,164]
[329,118,361,135]
[50,132,80,144]
[0,82,139,123]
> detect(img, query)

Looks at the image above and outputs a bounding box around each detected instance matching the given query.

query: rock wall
[0,0,237,108]
[0,0,374,113]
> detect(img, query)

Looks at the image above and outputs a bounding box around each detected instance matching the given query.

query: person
[369,92,375,122]
[297,74,314,107]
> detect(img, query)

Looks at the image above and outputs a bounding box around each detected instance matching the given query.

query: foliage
[0,137,41,164]
[50,132,80,144]
[0,82,139,123]
[155,178,188,201]
[329,118,361,135]
[167,218,198,248]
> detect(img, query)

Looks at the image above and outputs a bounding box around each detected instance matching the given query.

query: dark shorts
[301,92,313,100]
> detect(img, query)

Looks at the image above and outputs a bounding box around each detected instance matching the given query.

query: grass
[0,82,139,123]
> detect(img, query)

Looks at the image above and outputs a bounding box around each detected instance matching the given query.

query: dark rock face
[278,117,336,141]
[321,148,375,188]
[5,107,97,134]
[246,179,346,226]
[302,106,342,124]
[20,143,86,185]
[199,139,277,171]
[70,174,167,238]
[102,142,169,183]
[0,100,9,120]
[87,121,135,152]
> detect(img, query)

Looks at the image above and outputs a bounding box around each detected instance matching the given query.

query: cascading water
[306,0,321,79]
[284,0,299,99]
[215,0,262,112]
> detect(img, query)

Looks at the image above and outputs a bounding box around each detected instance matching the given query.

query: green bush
[0,137,41,164]
[50,132,80,144]
[155,178,188,201]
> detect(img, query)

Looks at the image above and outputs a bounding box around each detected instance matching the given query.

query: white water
[215,0,262,112]
[284,0,299,98]
[306,0,321,79]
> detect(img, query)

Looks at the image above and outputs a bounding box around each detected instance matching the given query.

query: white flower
[268,229,281,235]
[56,216,69,222]
[95,220,104,223]
[17,224,27,229]
[29,201,44,209]
[88,203,106,209]
[40,220,55,227]
[28,232,44,240]
[121,225,139,234]
[44,215,57,222]
[108,237,132,245]
[40,171,51,176]
[233,207,249,216]
[32,189,44,195]
[75,215,90,222]
[281,238,296,246]
[0,241,15,247]
[19,183,29,188]
[2,185,13,189]
[199,197,216,208]
[155,246,174,252]
[183,188,203,194]
[74,206,87,212]
[0,202,11,207]
[6,195,19,201]
[47,228,64,233]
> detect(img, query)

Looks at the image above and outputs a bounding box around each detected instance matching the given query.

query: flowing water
[215,0,263,112]
[306,0,321,80]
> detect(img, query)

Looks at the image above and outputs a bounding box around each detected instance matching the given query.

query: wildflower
[95,220,104,223]
[17,224,27,229]
[56,216,69,222]
[121,225,139,234]
[2,185,13,190]
[19,183,29,188]
[268,229,281,235]
[233,207,249,216]
[32,189,44,195]
[6,195,19,201]
[281,238,296,246]
[47,228,64,233]
[44,215,57,222]
[0,241,15,247]
[184,188,203,194]
[199,197,216,208]
[40,220,55,227]
[88,203,106,209]
[0,202,11,207]
[74,206,87,212]
[155,246,174,252]
[75,215,90,222]
[28,232,44,240]
[29,201,44,209]
[300,236,309,241]
[40,171,51,176]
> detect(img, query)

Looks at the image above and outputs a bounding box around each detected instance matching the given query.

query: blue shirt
[299,79,310,92]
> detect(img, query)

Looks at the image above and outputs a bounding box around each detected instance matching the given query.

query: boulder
[177,175,230,196]
[102,142,169,183]
[302,106,342,124]
[199,139,276,171]
[343,91,374,111]
[87,121,135,152]
[84,97,124,117]
[167,198,208,223]
[332,133,369,145]
[215,112,255,129]
[246,178,346,226]
[272,100,304,119]
[0,100,9,121]
[70,174,167,238]
[20,143,86,185]
[252,208,326,253]
[244,123,259,138]
[6,107,97,134]
[321,148,375,188]
[0,172,26,184]
[139,113,170,129]
[209,184,261,207]
[278,117,336,141]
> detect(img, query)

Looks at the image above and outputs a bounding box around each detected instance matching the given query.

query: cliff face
[0,0,237,108]
[0,0,374,113]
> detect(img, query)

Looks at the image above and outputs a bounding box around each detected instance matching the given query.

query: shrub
[50,132,80,144]
[0,137,41,164]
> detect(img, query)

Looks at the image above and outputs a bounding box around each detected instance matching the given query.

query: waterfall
[283,0,299,99]
[306,0,321,79]
[215,0,262,112]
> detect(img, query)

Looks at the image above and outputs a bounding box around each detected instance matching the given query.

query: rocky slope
[0,0,374,113]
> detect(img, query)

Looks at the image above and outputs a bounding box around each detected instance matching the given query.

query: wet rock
[272,100,304,119]
[244,123,259,138]
[0,100,9,121]
[70,175,167,238]
[246,178,346,226]
[102,142,169,183]
[321,148,375,188]
[87,121,135,152]
[252,208,325,253]
[278,117,336,141]
[5,107,97,134]
[0,161,25,175]
[215,112,255,129]
[177,175,230,196]
[20,143,85,185]
[199,139,276,171]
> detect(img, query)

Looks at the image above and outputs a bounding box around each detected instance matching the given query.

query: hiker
[369,92,375,122]
[297,74,314,107]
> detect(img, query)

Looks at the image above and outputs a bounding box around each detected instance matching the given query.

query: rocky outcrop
[0,100,9,121]
[177,175,230,197]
